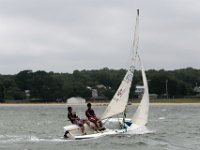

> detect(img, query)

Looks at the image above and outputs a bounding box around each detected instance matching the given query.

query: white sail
[101,70,133,120]
[131,63,149,126]
[101,10,140,120]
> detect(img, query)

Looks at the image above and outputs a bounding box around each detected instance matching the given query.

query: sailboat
[63,9,150,140]
[101,56,149,133]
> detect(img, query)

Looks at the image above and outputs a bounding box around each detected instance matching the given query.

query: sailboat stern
[63,122,106,139]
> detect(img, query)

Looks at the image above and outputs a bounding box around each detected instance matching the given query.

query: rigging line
[137,52,142,69]
[122,107,127,130]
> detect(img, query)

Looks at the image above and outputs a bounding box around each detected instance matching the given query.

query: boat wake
[0,135,68,143]
[29,136,67,142]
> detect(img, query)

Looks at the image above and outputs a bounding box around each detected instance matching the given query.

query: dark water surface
[0,104,200,150]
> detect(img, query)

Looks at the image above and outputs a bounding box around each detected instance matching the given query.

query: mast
[131,9,139,66]
[122,9,140,129]
[101,9,140,121]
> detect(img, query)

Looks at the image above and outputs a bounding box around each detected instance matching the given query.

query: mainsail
[131,61,149,126]
[101,9,140,120]
[101,70,133,120]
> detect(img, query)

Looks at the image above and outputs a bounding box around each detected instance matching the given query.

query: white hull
[64,123,98,137]
[63,124,117,140]
[63,118,133,139]
[102,118,132,129]
[69,129,117,140]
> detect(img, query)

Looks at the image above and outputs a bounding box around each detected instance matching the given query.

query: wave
[0,135,24,143]
[29,136,68,142]
[126,125,155,135]
[0,134,68,143]
[135,141,148,146]
[159,117,166,120]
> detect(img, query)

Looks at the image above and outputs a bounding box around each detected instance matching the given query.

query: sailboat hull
[63,118,132,139]
[102,118,132,129]
[63,123,117,140]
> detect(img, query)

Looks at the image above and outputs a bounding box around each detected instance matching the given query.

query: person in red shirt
[85,103,103,129]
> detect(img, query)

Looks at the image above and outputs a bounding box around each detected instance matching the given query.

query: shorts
[74,119,83,126]
[89,116,98,122]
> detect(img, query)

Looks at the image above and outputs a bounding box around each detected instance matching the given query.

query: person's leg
[64,131,69,138]
[89,118,99,129]
[81,126,85,134]
[98,120,102,127]
[84,119,92,128]
[74,120,83,134]
[78,120,85,134]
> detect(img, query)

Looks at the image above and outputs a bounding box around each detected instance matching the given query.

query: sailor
[67,106,86,135]
[85,103,103,130]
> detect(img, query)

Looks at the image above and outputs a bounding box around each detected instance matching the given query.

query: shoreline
[0,102,200,107]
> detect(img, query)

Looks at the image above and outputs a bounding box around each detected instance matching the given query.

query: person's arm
[75,114,80,120]
[68,114,74,122]
[72,112,79,120]
[68,113,78,122]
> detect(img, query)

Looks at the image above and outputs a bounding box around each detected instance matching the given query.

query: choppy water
[0,104,200,150]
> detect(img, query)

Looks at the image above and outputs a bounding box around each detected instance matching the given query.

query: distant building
[135,85,144,94]
[149,94,158,99]
[135,85,144,99]
[193,86,200,93]
[66,97,86,104]
[92,89,98,99]
[96,84,107,89]
[25,90,30,99]
[135,85,157,99]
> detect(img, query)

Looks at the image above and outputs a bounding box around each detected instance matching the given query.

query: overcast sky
[0,0,199,74]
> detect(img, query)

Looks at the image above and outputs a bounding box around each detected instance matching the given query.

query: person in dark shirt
[85,103,103,129]
[67,106,86,134]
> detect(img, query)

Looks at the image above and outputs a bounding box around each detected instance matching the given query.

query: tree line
[0,67,200,103]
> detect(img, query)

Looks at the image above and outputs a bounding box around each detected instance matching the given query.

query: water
[0,104,200,150]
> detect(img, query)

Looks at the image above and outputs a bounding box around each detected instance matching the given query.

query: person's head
[87,103,91,109]
[68,106,72,112]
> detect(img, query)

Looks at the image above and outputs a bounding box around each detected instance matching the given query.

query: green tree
[15,70,33,91]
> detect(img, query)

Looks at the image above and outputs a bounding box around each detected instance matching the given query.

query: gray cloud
[0,0,200,74]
